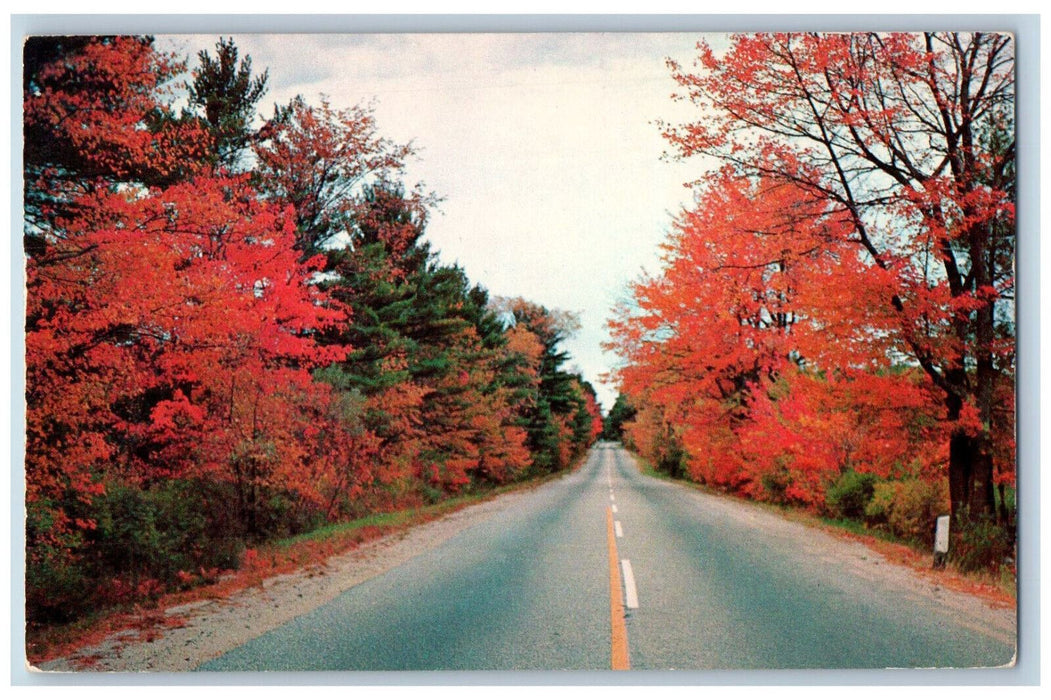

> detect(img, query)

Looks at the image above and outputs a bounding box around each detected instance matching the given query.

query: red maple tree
[630,31,1015,523]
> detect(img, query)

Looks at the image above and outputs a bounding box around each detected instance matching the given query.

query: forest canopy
[606,31,1015,569]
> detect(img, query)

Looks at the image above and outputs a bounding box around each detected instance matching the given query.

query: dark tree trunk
[946,409,997,526]
[945,364,996,525]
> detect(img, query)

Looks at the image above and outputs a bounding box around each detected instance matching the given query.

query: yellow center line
[606,505,630,670]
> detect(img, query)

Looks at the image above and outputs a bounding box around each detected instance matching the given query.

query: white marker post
[933,514,950,568]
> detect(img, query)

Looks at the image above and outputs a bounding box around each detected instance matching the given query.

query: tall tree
[23,35,208,252]
[188,37,269,171]
[658,32,1015,523]
[602,393,636,441]
[23,35,606,626]
[491,297,587,472]
[605,172,950,504]
[316,183,534,495]
[253,95,425,258]
[23,37,347,618]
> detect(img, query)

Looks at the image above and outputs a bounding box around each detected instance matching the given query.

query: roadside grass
[26,465,574,665]
[629,449,1016,608]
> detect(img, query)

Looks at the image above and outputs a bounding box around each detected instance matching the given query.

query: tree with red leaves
[23,35,610,627]
[254,94,427,258]
[609,172,939,503]
[24,37,347,618]
[652,32,1014,525]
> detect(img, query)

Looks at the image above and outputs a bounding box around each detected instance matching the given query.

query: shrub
[24,527,92,624]
[26,479,235,622]
[760,466,791,505]
[864,478,949,544]
[651,427,688,479]
[90,480,228,584]
[253,491,327,541]
[758,460,809,507]
[863,481,894,526]
[25,478,264,622]
[825,470,877,519]
[950,512,1015,573]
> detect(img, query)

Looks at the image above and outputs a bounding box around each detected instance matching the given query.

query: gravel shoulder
[31,487,542,673]
[675,479,1017,651]
[30,460,1016,673]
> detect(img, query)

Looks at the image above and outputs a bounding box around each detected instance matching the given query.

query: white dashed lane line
[621,559,639,609]
[604,456,638,621]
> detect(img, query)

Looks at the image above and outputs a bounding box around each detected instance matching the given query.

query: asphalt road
[198,443,1016,671]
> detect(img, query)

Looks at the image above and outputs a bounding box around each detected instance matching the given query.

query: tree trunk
[946,403,996,525]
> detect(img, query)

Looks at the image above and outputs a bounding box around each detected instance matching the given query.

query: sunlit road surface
[199,443,1016,671]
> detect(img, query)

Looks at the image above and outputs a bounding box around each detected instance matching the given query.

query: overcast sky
[159,32,717,411]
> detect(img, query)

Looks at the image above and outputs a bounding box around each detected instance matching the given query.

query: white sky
[158,32,717,411]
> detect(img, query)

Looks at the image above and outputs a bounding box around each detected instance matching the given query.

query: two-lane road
[199,443,1016,671]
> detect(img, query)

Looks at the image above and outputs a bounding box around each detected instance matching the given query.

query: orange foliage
[608,171,958,507]
[612,32,1015,522]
